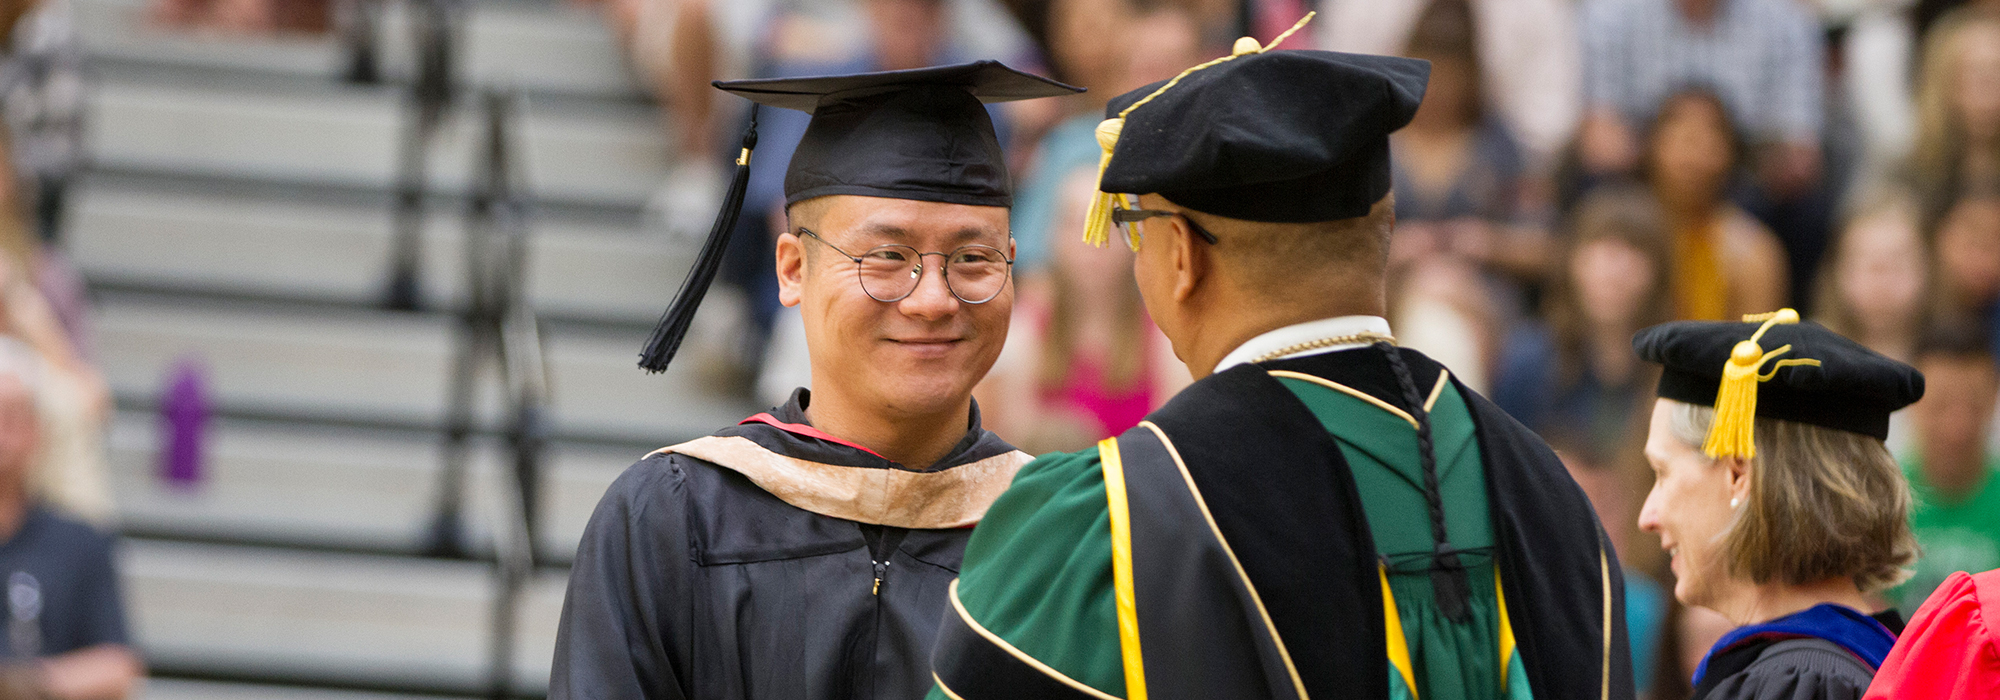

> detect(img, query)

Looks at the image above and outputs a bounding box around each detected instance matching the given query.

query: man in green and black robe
[927,35,1633,700]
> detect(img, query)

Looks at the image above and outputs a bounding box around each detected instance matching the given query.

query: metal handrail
[344,6,545,695]
[381,0,462,311]
[420,88,548,700]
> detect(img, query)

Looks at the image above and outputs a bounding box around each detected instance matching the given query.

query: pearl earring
[1729,497,1740,509]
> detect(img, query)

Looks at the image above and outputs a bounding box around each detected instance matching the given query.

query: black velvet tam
[715,61,1081,208]
[1633,320,1925,440]
[1099,50,1429,223]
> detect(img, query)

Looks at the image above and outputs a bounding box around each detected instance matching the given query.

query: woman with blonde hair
[1633,312,1923,699]
[1812,189,1929,364]
[1906,8,2000,227]
[1809,189,1931,456]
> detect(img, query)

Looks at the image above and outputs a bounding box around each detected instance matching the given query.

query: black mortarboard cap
[720,61,1082,207]
[639,61,1079,372]
[1093,47,1429,225]
[1633,311,1925,445]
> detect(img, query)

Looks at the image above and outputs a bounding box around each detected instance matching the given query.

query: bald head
[1183,193,1395,303]
[1129,192,1397,378]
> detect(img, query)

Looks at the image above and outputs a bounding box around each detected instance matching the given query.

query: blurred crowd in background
[0,0,1995,695]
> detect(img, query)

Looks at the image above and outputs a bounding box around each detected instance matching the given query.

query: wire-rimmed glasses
[1109,196,1220,249]
[797,227,1014,304]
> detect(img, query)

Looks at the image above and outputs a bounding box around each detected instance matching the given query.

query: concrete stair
[144,678,475,700]
[107,412,639,558]
[88,77,670,208]
[76,0,640,100]
[68,178,685,323]
[123,539,566,694]
[94,293,752,441]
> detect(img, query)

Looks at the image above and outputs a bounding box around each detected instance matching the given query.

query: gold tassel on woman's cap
[1703,309,1822,459]
[1082,13,1318,249]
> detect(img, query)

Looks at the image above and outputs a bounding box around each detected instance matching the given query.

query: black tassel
[639,106,760,373]
[1379,342,1472,623]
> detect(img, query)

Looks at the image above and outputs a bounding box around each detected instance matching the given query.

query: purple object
[159,358,209,489]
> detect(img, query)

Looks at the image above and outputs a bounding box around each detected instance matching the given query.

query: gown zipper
[861,525,909,596]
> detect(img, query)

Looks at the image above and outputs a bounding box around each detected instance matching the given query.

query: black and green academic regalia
[928,347,1632,700]
[551,389,1030,700]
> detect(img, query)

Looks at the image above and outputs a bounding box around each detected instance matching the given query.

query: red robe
[1865,569,2000,699]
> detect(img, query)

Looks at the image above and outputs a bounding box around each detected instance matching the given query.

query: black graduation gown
[1691,611,1905,700]
[551,390,1029,700]
[1693,639,1877,700]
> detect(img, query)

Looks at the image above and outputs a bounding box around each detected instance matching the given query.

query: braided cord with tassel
[1379,341,1471,622]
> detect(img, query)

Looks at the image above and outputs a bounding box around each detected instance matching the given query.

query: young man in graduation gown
[550,62,1078,700]
[928,30,1634,700]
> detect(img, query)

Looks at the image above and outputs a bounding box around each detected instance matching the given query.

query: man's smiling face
[779,195,1014,420]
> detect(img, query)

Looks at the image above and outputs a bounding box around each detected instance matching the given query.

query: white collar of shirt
[1213,315,1394,375]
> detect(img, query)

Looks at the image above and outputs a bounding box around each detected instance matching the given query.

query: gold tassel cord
[1701,309,1821,459]
[1081,12,1317,248]
[1262,12,1315,49]
[1080,122,1123,248]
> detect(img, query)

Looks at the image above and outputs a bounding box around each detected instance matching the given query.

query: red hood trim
[738,413,891,461]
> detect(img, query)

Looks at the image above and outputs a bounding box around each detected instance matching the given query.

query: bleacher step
[109,412,639,558]
[144,678,474,700]
[95,295,757,443]
[124,539,564,694]
[75,0,639,100]
[89,78,669,208]
[68,180,686,323]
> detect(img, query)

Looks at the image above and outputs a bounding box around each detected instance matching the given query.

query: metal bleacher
[64,0,756,695]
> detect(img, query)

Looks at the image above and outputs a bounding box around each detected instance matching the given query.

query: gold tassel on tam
[1081,120,1123,248]
[1081,13,1318,248]
[1702,308,1822,460]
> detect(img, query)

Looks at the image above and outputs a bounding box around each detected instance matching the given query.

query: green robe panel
[933,448,1124,699]
[1276,377,1530,700]
[933,371,1534,700]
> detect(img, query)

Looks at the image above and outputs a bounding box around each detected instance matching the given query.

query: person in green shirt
[1896,322,2000,612]
[926,21,1632,700]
